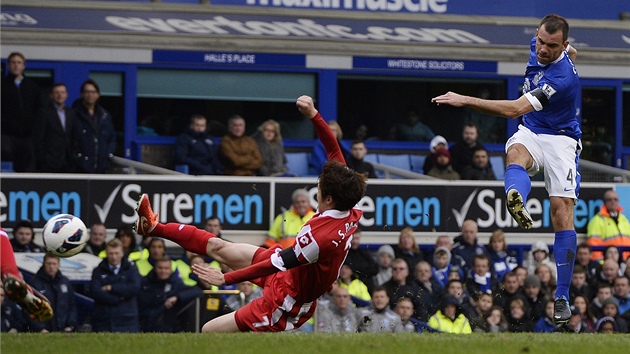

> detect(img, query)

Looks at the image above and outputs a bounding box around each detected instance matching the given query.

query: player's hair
[540,14,569,42]
[489,229,507,251]
[319,160,367,211]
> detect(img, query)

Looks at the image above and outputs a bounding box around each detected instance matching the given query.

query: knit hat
[430,135,448,153]
[433,147,451,164]
[595,316,618,332]
[601,296,619,309]
[531,241,549,255]
[377,244,395,260]
[524,275,541,288]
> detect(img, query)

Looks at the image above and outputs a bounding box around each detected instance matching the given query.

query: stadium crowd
[3,217,629,334]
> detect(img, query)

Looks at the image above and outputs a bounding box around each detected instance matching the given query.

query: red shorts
[233,245,316,332]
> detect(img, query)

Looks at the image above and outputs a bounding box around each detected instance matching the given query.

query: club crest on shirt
[542,83,556,98]
[298,234,312,247]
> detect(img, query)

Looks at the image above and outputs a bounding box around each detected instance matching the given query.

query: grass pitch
[2,332,629,354]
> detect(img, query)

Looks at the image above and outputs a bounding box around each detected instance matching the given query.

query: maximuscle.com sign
[0,174,615,234]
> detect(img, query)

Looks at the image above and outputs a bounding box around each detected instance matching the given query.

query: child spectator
[524,241,557,279]
[427,147,460,180]
[535,263,557,301]
[485,229,517,282]
[465,254,500,302]
[431,246,462,288]
[338,263,371,305]
[475,305,508,333]
[373,244,395,287]
[572,294,597,333]
[534,300,559,333]
[427,295,472,334]
[507,298,533,332]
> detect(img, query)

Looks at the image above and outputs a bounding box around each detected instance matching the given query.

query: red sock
[152,223,215,255]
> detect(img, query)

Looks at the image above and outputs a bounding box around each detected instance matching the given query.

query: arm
[296,95,345,164]
[109,264,142,299]
[431,92,534,119]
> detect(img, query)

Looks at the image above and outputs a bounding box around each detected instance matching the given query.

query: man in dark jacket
[28,254,78,332]
[34,83,78,173]
[461,146,496,180]
[346,140,377,178]
[72,79,116,173]
[174,114,223,175]
[1,52,42,172]
[451,219,487,276]
[89,238,141,332]
[138,257,201,332]
[344,228,379,294]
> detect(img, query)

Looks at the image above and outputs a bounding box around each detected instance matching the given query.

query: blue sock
[504,164,531,202]
[554,230,577,301]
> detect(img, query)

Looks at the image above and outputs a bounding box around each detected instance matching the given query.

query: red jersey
[1,227,21,278]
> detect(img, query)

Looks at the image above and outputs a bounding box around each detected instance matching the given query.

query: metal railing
[110,156,183,175]
[579,159,630,183]
[369,162,435,180]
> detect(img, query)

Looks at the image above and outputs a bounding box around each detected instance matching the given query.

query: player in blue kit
[432,14,580,324]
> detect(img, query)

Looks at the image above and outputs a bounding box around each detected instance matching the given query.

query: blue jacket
[452,235,487,275]
[138,269,201,332]
[72,100,116,173]
[90,258,141,332]
[174,130,223,175]
[29,267,78,332]
[534,317,558,333]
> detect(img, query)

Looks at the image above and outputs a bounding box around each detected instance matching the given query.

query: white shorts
[506,125,581,199]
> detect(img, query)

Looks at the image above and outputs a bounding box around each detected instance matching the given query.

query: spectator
[337,263,371,304]
[383,258,420,312]
[173,251,203,287]
[444,279,475,321]
[264,188,315,249]
[395,297,418,332]
[575,242,599,282]
[569,264,594,303]
[393,227,423,282]
[426,147,460,180]
[413,261,443,322]
[135,238,177,277]
[27,254,78,332]
[372,244,395,287]
[252,119,290,176]
[138,256,200,332]
[586,189,630,261]
[613,276,630,318]
[601,297,629,333]
[345,228,379,293]
[462,146,496,180]
[218,114,263,176]
[513,265,529,288]
[346,140,376,178]
[203,216,224,240]
[449,123,485,176]
[90,238,141,332]
[465,254,500,302]
[572,294,597,333]
[468,292,494,331]
[554,305,588,333]
[430,235,466,270]
[593,259,621,288]
[475,305,508,333]
[82,223,108,256]
[535,263,557,300]
[315,287,359,333]
[357,287,405,333]
[494,271,529,316]
[431,246,462,288]
[1,52,42,172]
[595,316,618,334]
[534,299,558,332]
[422,135,448,175]
[10,220,44,253]
[34,83,78,173]
[73,79,116,173]
[1,286,29,333]
[485,229,517,282]
[603,245,627,275]
[522,274,546,322]
[451,219,486,276]
[388,107,435,142]
[174,114,223,175]
[625,258,630,280]
[591,283,613,319]
[427,295,472,334]
[99,225,145,262]
[506,298,533,332]
[524,240,557,279]
[226,281,263,312]
[310,120,350,175]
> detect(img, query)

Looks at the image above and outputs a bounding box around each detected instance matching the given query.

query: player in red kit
[134,95,367,332]
[1,228,54,322]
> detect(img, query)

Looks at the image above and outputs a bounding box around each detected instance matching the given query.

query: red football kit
[223,112,364,331]
[1,228,21,279]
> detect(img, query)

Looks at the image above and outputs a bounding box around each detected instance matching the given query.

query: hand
[431,91,467,107]
[296,95,318,119]
[102,284,112,292]
[64,326,73,332]
[164,296,178,309]
[192,264,226,286]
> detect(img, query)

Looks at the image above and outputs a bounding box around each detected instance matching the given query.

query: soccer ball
[42,214,89,257]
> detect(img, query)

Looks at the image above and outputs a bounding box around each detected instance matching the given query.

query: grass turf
[2,332,629,354]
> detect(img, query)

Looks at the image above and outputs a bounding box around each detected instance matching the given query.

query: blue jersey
[521,37,581,142]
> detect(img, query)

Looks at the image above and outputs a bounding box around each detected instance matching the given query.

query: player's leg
[542,135,580,323]
[134,193,259,271]
[504,127,539,229]
[201,312,241,333]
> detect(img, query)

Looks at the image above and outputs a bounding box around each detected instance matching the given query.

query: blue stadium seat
[490,155,505,180]
[409,155,427,174]
[285,152,311,177]
[1,161,14,173]
[377,154,411,179]
[175,164,189,174]
[364,153,378,164]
